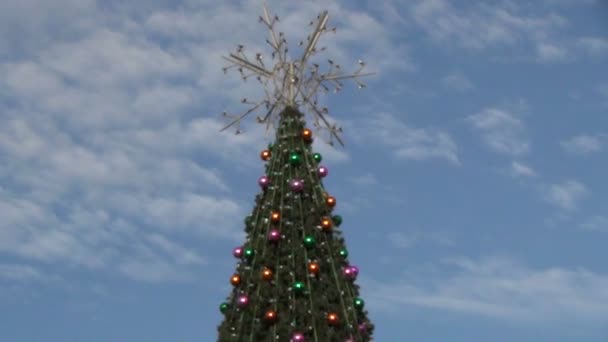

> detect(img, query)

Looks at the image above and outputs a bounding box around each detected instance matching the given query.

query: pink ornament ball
[258,175,270,189]
[233,247,243,258]
[268,229,281,242]
[237,295,249,307]
[291,332,305,341]
[290,178,304,192]
[317,166,328,178]
[343,265,358,280]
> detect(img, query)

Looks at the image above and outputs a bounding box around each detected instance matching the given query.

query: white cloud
[0,264,59,282]
[536,42,568,62]
[468,108,529,156]
[355,112,459,164]
[409,0,566,51]
[580,215,608,232]
[561,134,603,154]
[511,161,536,177]
[577,37,608,56]
[441,72,475,92]
[350,173,378,187]
[543,180,589,211]
[365,256,608,323]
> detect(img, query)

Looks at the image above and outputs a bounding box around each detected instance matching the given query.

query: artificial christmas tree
[217,5,374,342]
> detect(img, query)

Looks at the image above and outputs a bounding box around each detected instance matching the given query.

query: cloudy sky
[1,0,607,341]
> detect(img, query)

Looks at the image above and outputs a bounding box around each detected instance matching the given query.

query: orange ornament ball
[308,262,320,275]
[230,274,241,286]
[260,149,271,161]
[327,312,339,325]
[302,128,313,143]
[262,267,273,281]
[264,310,278,323]
[326,196,336,208]
[270,211,280,223]
[320,217,333,231]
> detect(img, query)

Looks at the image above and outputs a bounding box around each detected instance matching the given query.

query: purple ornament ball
[268,229,281,242]
[258,175,270,189]
[317,166,328,178]
[291,332,305,341]
[233,246,243,258]
[350,265,359,277]
[290,178,304,192]
[237,295,249,307]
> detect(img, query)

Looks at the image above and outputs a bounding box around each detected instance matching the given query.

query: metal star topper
[219,4,373,146]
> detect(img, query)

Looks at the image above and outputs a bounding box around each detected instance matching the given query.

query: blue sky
[0,0,607,341]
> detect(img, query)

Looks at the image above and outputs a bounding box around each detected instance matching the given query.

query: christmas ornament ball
[230,274,241,286]
[220,302,229,314]
[268,229,281,242]
[291,332,305,341]
[312,153,322,163]
[326,196,336,208]
[290,178,305,192]
[260,149,271,161]
[293,281,305,294]
[233,246,243,258]
[308,262,320,275]
[303,235,316,248]
[317,166,328,178]
[289,152,301,166]
[332,215,343,227]
[237,295,249,308]
[339,248,349,258]
[258,175,270,189]
[302,128,313,143]
[354,297,365,309]
[244,248,255,259]
[320,217,332,231]
[327,312,339,325]
[262,267,273,281]
[270,211,280,223]
[264,310,278,323]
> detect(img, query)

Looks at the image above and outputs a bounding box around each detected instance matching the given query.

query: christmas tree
[217,5,374,342]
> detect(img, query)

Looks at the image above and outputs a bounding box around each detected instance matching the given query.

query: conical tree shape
[217,107,374,341]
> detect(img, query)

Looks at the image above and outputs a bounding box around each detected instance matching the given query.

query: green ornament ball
[268,143,274,151]
[303,235,316,248]
[332,215,343,227]
[293,281,305,294]
[354,298,365,310]
[244,248,255,259]
[220,302,229,314]
[339,248,348,258]
[289,152,301,166]
[312,153,322,163]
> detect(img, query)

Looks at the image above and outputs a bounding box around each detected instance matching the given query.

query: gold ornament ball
[262,267,273,281]
[270,211,281,223]
[326,196,336,208]
[230,274,241,286]
[308,262,320,275]
[264,310,278,323]
[260,149,271,161]
[302,128,313,143]
[327,312,339,325]
[321,216,333,231]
